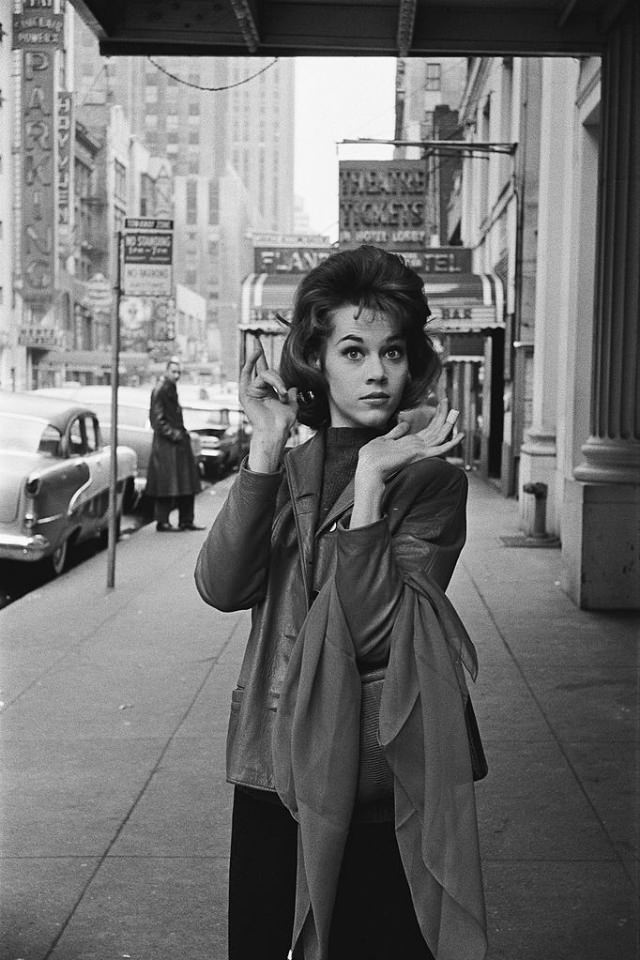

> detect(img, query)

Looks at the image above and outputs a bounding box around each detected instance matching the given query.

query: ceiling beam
[228,0,260,52]
[396,0,417,57]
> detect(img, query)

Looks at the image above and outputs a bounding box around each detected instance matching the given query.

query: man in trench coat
[146,357,202,532]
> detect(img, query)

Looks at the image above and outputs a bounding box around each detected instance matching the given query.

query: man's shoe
[156,522,176,532]
[178,522,205,531]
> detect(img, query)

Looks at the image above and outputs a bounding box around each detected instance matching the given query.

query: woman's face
[319,304,410,429]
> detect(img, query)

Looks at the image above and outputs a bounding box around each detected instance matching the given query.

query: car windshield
[183,408,231,430]
[0,413,60,455]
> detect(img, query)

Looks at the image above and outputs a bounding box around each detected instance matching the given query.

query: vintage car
[0,391,137,575]
[35,385,204,497]
[181,402,251,479]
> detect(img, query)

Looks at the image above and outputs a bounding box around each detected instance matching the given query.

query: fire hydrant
[521,482,549,539]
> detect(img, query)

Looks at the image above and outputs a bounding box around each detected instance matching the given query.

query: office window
[426,63,441,91]
[145,86,158,103]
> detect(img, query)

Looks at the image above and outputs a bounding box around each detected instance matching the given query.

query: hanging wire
[146,56,279,91]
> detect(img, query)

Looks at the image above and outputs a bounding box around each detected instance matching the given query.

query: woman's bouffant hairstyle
[279,245,441,429]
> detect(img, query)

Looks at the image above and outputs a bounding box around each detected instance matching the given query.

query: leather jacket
[194,430,468,791]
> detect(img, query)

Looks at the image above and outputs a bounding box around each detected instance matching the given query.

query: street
[0,472,638,960]
[0,482,216,609]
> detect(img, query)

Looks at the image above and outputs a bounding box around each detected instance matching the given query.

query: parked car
[181,403,251,479]
[0,391,137,575]
[35,385,204,497]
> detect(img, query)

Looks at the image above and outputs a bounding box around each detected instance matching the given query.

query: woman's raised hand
[240,335,298,473]
[358,403,463,483]
[350,403,463,527]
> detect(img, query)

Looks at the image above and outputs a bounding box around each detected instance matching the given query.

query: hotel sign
[254,246,331,274]
[339,160,427,250]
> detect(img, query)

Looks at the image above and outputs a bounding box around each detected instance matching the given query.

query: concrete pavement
[1,471,638,960]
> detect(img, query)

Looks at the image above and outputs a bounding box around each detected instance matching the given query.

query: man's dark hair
[279,245,440,428]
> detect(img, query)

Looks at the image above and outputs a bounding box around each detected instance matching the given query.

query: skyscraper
[73,37,295,233]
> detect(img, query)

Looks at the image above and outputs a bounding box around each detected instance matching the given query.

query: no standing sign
[122,218,174,297]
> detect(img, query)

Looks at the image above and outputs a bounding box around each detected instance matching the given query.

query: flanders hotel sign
[339,160,427,250]
[13,0,64,302]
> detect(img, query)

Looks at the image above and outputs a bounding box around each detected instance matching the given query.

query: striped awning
[241,271,504,334]
[423,274,504,333]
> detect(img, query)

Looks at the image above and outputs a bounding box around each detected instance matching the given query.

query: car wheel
[49,539,68,576]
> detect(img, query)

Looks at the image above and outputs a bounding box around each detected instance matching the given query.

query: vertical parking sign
[122,219,173,297]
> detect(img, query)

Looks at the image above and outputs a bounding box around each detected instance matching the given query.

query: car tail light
[24,476,40,529]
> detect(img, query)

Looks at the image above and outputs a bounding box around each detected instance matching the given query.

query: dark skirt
[228,786,434,960]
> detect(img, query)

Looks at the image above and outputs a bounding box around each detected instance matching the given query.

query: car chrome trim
[68,476,93,514]
[0,532,50,562]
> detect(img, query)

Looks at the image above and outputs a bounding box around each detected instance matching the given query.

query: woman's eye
[344,347,362,360]
[385,347,404,360]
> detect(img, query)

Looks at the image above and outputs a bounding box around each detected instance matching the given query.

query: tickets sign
[339,160,427,251]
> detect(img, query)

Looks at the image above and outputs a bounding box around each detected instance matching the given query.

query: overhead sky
[293,58,397,240]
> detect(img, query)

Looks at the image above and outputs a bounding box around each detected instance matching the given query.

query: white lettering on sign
[123,263,173,297]
[339,160,428,252]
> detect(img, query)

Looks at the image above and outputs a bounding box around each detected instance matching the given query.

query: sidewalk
[0,472,638,960]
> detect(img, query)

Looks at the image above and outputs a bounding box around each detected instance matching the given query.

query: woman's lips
[360,394,391,407]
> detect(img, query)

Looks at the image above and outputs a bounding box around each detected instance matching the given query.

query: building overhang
[241,270,504,335]
[69,0,629,58]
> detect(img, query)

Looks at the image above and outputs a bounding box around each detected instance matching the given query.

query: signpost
[106,219,174,589]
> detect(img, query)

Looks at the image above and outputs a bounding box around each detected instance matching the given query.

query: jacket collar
[285,431,357,537]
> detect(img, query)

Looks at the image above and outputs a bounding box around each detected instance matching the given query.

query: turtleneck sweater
[318,426,382,523]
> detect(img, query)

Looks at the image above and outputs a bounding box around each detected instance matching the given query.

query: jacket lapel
[315,480,355,536]
[285,432,324,601]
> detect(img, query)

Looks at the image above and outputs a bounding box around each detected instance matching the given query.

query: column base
[561,479,640,610]
[574,437,640,484]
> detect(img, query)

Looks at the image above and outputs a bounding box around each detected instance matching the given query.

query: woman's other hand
[351,410,463,527]
[240,335,298,473]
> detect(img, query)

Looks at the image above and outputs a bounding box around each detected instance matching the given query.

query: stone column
[564,5,640,608]
[520,59,578,536]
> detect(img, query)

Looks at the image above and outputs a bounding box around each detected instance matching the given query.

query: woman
[195,246,487,960]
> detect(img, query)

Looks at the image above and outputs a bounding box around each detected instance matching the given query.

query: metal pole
[107,233,122,589]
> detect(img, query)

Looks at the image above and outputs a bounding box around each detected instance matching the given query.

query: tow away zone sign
[123,219,173,297]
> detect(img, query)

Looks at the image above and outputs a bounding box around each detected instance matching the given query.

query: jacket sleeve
[194,463,283,612]
[333,463,468,665]
[150,386,183,443]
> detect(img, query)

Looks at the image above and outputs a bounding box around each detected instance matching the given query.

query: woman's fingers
[385,421,412,440]
[261,369,292,403]
[413,431,464,461]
